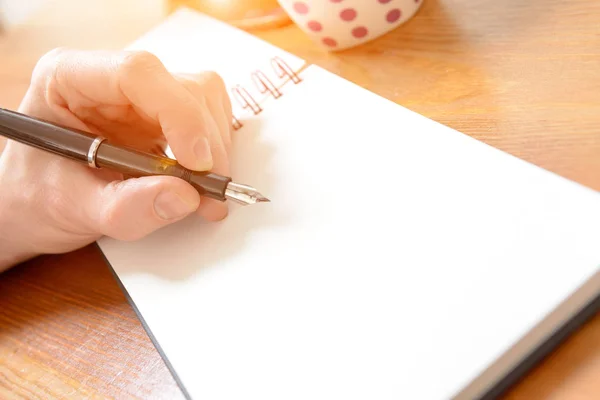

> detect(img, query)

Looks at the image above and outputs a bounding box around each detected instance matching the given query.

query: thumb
[91,175,200,241]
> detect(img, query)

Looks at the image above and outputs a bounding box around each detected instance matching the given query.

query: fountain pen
[0,107,269,205]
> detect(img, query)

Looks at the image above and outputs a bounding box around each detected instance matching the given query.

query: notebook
[97,8,600,400]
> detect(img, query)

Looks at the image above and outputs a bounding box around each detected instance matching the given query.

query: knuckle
[120,51,162,71]
[30,47,69,94]
[36,47,68,70]
[100,202,119,229]
[193,70,226,92]
[43,46,68,59]
[97,182,150,242]
[204,70,225,87]
[118,51,163,79]
[179,71,228,105]
[97,183,122,232]
[207,71,228,95]
[99,201,125,236]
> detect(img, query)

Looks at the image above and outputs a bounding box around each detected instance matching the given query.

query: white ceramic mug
[277,0,424,51]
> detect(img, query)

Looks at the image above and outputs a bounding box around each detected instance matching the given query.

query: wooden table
[1,0,599,398]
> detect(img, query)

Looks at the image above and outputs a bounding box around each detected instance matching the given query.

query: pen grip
[95,143,231,201]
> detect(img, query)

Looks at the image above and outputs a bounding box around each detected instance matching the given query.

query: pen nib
[225,182,270,205]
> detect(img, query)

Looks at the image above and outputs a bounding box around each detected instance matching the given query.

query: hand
[0,48,233,271]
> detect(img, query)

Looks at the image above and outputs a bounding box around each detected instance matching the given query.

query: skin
[0,48,233,271]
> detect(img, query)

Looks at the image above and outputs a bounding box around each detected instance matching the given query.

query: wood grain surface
[0,0,599,398]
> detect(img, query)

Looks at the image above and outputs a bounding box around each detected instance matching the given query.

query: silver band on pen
[87,136,106,168]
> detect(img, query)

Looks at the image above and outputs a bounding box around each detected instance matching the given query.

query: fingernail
[154,191,198,220]
[194,137,213,170]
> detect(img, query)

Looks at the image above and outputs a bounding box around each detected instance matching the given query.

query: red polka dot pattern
[386,8,401,23]
[307,20,322,31]
[287,0,416,48]
[352,26,368,38]
[322,37,337,47]
[340,8,357,21]
[293,2,309,14]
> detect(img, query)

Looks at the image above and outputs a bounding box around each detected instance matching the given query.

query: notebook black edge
[96,242,600,400]
[478,289,600,400]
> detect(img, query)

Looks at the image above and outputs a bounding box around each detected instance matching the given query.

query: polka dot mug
[277,0,423,51]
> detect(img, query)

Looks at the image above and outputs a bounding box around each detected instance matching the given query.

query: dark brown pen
[0,107,269,205]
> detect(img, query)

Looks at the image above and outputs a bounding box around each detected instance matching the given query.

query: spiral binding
[251,70,282,99]
[230,56,303,131]
[231,85,262,116]
[271,56,302,84]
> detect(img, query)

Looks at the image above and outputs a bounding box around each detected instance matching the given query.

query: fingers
[33,48,218,171]
[180,71,234,152]
[117,52,218,171]
[176,72,233,221]
[89,175,201,241]
[30,47,235,227]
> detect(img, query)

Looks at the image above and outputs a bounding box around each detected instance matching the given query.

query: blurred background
[0,0,160,108]
[0,0,291,110]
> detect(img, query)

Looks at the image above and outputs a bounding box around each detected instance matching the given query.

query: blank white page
[98,9,600,400]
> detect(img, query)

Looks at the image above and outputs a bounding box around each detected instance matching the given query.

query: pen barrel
[0,107,232,202]
[0,108,94,163]
[95,143,231,201]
